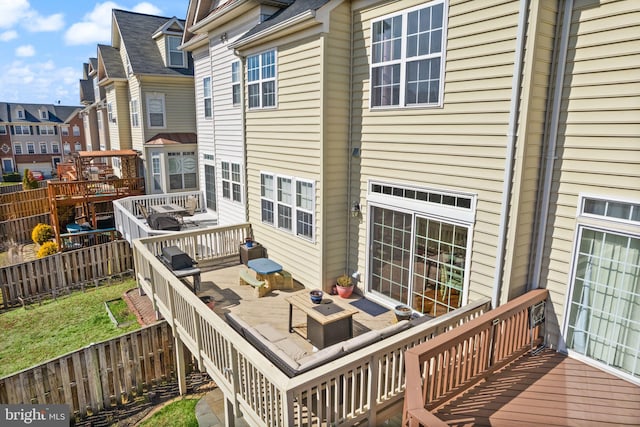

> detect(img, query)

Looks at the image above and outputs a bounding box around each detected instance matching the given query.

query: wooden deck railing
[133,227,492,426]
[402,288,548,427]
[47,177,145,203]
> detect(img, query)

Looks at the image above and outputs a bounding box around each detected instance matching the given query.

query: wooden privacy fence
[0,322,176,418]
[0,187,49,220]
[402,289,548,427]
[0,213,50,244]
[0,241,134,310]
[0,181,47,194]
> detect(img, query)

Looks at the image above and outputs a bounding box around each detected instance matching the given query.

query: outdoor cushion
[296,343,344,373]
[254,323,287,343]
[274,338,308,361]
[379,320,411,339]
[341,330,380,353]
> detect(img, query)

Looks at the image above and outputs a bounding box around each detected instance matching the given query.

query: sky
[0,0,189,107]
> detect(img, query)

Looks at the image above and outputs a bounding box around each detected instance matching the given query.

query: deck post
[174,335,187,395]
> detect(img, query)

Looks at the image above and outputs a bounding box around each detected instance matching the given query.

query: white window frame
[15,125,30,135]
[61,126,69,136]
[146,93,166,128]
[0,125,6,135]
[72,125,80,136]
[39,125,55,135]
[74,142,82,152]
[231,61,241,106]
[26,142,35,154]
[13,143,22,155]
[63,143,71,154]
[166,35,186,68]
[51,142,59,154]
[168,151,198,191]
[151,152,162,192]
[130,99,139,127]
[203,77,212,118]
[39,142,47,154]
[370,0,447,109]
[17,109,24,119]
[247,49,277,109]
[107,102,115,123]
[39,109,48,119]
[260,171,316,241]
[221,161,242,203]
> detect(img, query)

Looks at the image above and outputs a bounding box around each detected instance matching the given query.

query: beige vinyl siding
[543,0,640,346]
[128,75,144,152]
[193,47,214,154]
[247,36,324,289]
[503,1,558,301]
[353,0,523,302]
[140,77,196,139]
[324,2,353,289]
[107,83,132,150]
[156,36,167,67]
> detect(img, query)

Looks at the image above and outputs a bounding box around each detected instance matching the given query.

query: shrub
[37,241,58,258]
[2,172,21,182]
[22,168,39,190]
[32,223,54,245]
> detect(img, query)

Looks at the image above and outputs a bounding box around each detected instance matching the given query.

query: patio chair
[137,203,150,221]
[185,196,198,216]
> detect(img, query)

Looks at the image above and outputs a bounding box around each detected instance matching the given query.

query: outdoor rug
[350,298,389,317]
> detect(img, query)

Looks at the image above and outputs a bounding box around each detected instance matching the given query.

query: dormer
[15,106,25,120]
[152,17,186,69]
[38,107,49,121]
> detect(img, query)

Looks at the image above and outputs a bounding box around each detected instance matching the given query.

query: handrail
[403,288,548,427]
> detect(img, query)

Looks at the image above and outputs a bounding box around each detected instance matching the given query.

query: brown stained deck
[196,260,398,354]
[434,348,640,426]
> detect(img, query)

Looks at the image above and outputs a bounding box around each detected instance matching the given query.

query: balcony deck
[433,348,640,426]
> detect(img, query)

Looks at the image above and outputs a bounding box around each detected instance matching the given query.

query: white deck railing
[133,227,491,426]
[113,191,207,243]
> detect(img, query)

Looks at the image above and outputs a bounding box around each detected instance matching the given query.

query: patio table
[247,258,282,291]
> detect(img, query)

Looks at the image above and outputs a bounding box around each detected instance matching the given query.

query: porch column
[174,335,187,395]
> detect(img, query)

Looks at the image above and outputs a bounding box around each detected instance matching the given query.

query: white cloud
[0,30,18,41]
[29,13,65,32]
[0,0,30,29]
[16,45,35,57]
[0,60,80,104]
[0,0,64,32]
[132,2,162,15]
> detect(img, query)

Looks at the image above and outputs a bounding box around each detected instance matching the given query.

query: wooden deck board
[434,349,640,426]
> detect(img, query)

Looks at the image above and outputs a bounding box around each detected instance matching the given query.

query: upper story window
[39,110,48,120]
[74,142,82,151]
[168,151,197,190]
[13,143,22,154]
[247,50,276,109]
[0,126,6,135]
[146,93,166,128]
[221,161,242,203]
[167,36,185,68]
[27,142,35,154]
[16,109,24,119]
[203,77,212,118]
[39,142,47,154]
[231,61,241,106]
[52,143,60,154]
[107,103,115,123]
[39,125,55,135]
[370,0,447,108]
[72,125,80,136]
[63,143,71,154]
[61,126,69,136]
[14,125,30,135]
[130,99,139,127]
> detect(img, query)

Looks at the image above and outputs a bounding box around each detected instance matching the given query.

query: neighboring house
[182,0,293,224]
[0,103,13,174]
[0,102,85,178]
[90,9,197,193]
[189,0,638,385]
[78,59,104,152]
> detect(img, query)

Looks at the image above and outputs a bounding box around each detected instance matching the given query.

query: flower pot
[394,304,412,322]
[336,285,354,299]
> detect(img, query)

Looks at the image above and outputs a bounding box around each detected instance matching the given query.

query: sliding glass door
[369,205,468,316]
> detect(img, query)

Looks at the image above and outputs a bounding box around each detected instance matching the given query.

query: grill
[160,246,196,270]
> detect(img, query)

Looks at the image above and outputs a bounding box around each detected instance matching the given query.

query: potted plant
[336,274,354,298]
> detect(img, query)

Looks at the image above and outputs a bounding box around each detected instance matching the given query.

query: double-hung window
[13,143,22,155]
[14,125,30,135]
[261,172,315,240]
[39,125,55,135]
[203,77,212,118]
[221,161,242,202]
[107,103,115,123]
[52,143,59,154]
[74,142,82,151]
[168,152,197,190]
[370,0,447,108]
[73,126,80,136]
[27,143,35,154]
[61,126,69,136]
[0,126,5,135]
[247,50,276,109]
[130,99,139,127]
[231,62,241,106]
[146,93,166,128]
[167,36,186,67]
[39,142,47,154]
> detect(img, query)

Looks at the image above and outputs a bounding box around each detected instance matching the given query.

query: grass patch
[139,398,199,427]
[106,298,137,327]
[0,279,140,377]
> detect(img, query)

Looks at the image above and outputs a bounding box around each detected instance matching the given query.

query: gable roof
[145,132,197,145]
[98,44,126,81]
[79,79,95,104]
[112,9,194,77]
[237,0,331,42]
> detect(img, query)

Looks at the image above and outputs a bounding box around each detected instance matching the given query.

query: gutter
[346,7,355,273]
[531,0,573,290]
[229,11,316,50]
[492,0,529,309]
[189,0,249,33]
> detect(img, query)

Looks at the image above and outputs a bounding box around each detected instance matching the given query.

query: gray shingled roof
[0,103,8,123]
[98,44,127,80]
[113,9,193,77]
[238,0,329,41]
[0,103,80,123]
[54,106,81,123]
[79,79,95,104]
[89,57,98,70]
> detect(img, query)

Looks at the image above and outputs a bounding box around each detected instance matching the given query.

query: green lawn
[139,398,199,427]
[0,280,140,377]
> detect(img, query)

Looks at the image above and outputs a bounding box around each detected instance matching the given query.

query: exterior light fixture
[351,201,360,217]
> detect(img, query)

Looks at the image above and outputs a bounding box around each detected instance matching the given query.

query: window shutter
[10,126,14,135]
[54,127,58,135]
[36,126,40,135]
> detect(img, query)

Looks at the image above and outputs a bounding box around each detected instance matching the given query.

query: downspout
[531,0,573,290]
[492,0,529,309]
[235,50,249,226]
[346,7,355,272]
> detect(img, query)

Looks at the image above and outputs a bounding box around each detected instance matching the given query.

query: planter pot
[336,285,354,299]
[394,304,412,322]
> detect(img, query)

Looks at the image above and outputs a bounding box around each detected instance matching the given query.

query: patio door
[368,205,468,316]
[566,227,640,381]
[204,164,216,211]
